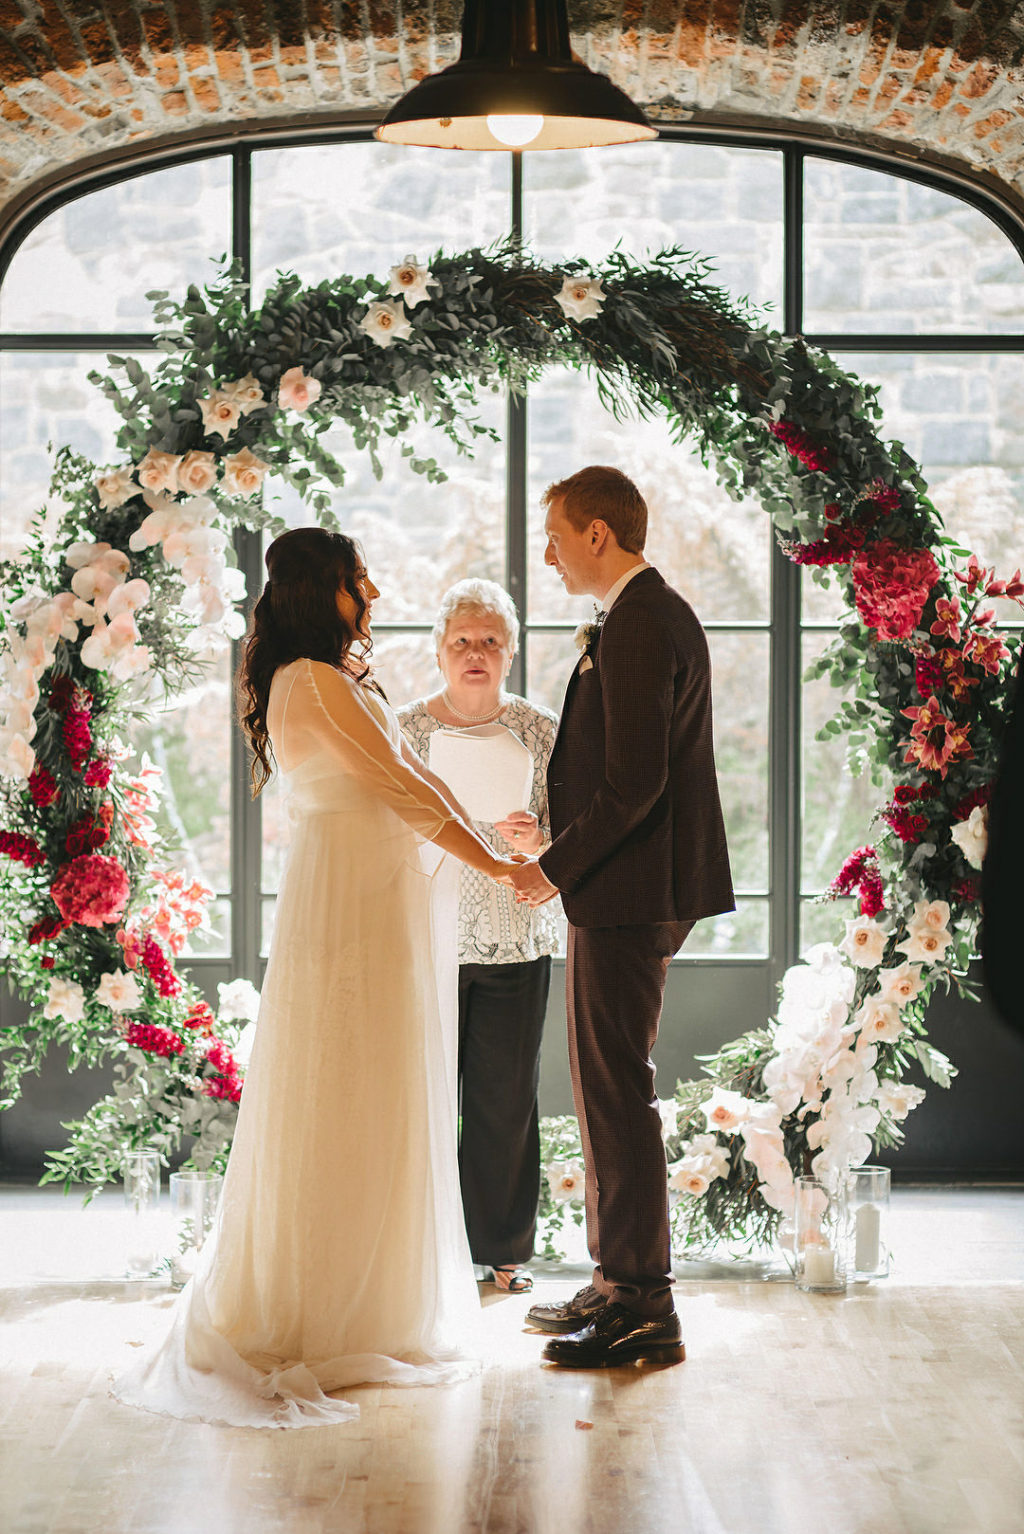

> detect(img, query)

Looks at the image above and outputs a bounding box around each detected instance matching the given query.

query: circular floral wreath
[0,245,1018,1247]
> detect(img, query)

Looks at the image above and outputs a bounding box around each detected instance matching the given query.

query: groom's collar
[599,560,650,613]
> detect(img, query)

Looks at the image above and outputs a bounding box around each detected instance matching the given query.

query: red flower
[880,804,928,843]
[930,596,962,643]
[852,541,940,643]
[901,695,973,778]
[829,845,884,914]
[29,913,65,945]
[48,677,75,713]
[40,956,55,970]
[938,650,979,703]
[954,784,992,821]
[865,480,902,513]
[65,815,109,857]
[952,876,980,903]
[124,1021,185,1058]
[83,757,112,788]
[963,630,1010,676]
[0,830,45,868]
[182,1000,216,1033]
[63,709,92,772]
[769,419,832,472]
[141,934,182,998]
[28,765,59,808]
[914,655,943,698]
[51,854,130,928]
[785,525,866,566]
[894,785,922,805]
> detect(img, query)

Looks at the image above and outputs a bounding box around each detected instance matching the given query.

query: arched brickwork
[1,2,1023,237]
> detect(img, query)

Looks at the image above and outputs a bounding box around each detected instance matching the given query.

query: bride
[114,527,516,1429]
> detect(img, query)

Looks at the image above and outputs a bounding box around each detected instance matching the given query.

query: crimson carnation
[124,1021,185,1058]
[0,830,45,868]
[63,710,92,772]
[769,419,831,472]
[29,913,65,945]
[142,934,181,998]
[852,540,940,643]
[50,853,130,928]
[881,805,928,843]
[83,757,112,789]
[28,764,59,808]
[859,875,885,918]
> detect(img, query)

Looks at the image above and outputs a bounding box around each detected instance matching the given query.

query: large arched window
[3,132,1023,1058]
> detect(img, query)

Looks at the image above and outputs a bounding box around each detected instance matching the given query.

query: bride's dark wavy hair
[239,527,373,795]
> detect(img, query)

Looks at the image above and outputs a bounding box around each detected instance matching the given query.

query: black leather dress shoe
[525,1284,608,1334]
[541,1303,684,1368]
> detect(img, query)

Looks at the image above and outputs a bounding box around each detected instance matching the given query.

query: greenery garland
[0,245,1019,1249]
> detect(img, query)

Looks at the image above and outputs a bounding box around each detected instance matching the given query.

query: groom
[511,465,734,1367]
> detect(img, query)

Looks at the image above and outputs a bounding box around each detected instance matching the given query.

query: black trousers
[457,955,551,1268]
[566,921,693,1318]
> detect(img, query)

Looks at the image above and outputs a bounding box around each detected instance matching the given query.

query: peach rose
[223,447,270,499]
[177,450,219,495]
[198,391,243,437]
[136,448,181,495]
[277,367,322,412]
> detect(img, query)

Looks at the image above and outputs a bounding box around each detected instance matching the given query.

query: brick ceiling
[1,2,1024,234]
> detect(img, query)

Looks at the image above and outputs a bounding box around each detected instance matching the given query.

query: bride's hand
[490,856,518,885]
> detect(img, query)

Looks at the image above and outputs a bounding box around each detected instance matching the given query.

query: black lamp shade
[376,0,656,151]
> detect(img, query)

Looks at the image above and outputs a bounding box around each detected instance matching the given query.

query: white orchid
[951,805,988,869]
[95,969,143,1013]
[874,1078,926,1121]
[358,299,413,348]
[387,256,439,309]
[217,977,262,1023]
[657,1096,679,1143]
[554,274,606,321]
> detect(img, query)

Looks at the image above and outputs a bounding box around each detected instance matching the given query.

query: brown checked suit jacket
[539,566,735,929]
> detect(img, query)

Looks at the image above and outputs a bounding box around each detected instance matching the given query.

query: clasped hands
[490,810,559,906]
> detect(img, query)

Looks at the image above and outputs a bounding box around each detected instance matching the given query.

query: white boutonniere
[573,605,606,656]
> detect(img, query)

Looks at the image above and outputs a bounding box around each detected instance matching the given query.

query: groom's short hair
[543,466,647,553]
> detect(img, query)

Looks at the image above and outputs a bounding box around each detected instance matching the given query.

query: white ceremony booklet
[428,724,534,824]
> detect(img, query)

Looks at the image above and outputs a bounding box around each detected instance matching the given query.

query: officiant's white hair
[433,578,519,655]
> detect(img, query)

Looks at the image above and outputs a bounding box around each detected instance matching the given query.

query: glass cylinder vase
[169,1169,223,1287]
[793,1174,846,1293]
[845,1164,891,1280]
[123,1149,162,1278]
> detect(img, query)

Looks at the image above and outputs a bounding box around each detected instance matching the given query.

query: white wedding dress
[113,658,481,1428]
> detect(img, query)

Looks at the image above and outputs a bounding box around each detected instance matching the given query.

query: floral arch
[0,245,1018,1247]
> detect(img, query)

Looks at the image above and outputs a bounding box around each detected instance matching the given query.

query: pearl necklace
[441,688,507,724]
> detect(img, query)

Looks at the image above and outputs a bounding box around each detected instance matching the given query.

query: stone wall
[1,2,1024,235]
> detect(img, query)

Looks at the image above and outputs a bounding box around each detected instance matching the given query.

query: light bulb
[486,114,544,148]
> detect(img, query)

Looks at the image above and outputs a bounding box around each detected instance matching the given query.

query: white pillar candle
[803,1246,836,1285]
[855,1203,881,1272]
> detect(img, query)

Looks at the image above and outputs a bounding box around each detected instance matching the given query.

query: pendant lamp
[375,0,656,151]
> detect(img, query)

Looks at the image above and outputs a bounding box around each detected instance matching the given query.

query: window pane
[127,649,233,924]
[251,142,510,299]
[804,158,1024,335]
[525,142,784,314]
[526,630,768,892]
[0,350,159,561]
[684,898,768,958]
[801,631,891,895]
[526,370,771,623]
[800,894,859,951]
[0,159,231,333]
[262,389,506,625]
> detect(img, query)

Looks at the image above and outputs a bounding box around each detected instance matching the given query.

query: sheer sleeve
[278,661,507,874]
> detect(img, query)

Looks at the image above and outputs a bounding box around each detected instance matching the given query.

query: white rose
[853,996,903,1044]
[554,274,606,321]
[136,448,181,495]
[951,806,988,870]
[908,899,951,933]
[358,299,413,348]
[221,373,266,414]
[701,1085,751,1134]
[198,391,243,436]
[876,960,925,1007]
[94,466,136,510]
[839,915,888,969]
[387,256,439,310]
[897,926,952,965]
[223,447,271,499]
[43,977,86,1023]
[95,969,143,1013]
[875,1078,926,1121]
[277,366,323,412]
[546,1159,585,1204]
[177,451,219,495]
[217,977,261,1023]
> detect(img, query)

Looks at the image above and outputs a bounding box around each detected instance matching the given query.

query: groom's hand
[510,857,560,907]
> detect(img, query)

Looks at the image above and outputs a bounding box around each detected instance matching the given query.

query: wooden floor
[1,1185,1022,1534]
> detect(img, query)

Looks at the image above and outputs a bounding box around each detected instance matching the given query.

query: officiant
[398,579,560,1293]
